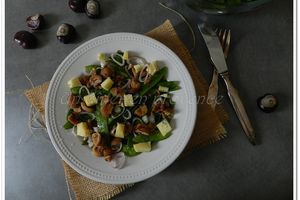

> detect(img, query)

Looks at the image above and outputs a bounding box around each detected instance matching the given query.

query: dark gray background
[5,0,293,199]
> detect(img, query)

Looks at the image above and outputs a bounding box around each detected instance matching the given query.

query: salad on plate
[63,50,180,168]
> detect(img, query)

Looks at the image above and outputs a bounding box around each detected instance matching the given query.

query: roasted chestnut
[14,31,37,49]
[56,23,76,44]
[257,93,278,113]
[85,0,101,18]
[69,0,87,12]
[26,14,45,30]
[100,67,113,78]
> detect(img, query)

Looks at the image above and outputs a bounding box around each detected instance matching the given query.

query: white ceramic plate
[45,33,197,184]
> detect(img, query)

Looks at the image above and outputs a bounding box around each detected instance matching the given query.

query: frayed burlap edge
[62,162,134,200]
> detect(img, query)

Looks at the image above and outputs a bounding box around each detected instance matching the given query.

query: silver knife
[198,24,256,145]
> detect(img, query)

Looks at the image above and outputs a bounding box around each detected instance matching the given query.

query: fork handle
[220,72,256,145]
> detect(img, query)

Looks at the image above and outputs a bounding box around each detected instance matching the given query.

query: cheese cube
[83,93,98,107]
[160,93,170,98]
[133,142,151,152]
[98,53,108,67]
[67,77,82,88]
[146,61,158,75]
[122,51,129,61]
[133,64,144,73]
[77,122,91,137]
[101,77,114,91]
[123,94,134,107]
[158,86,169,93]
[115,123,125,138]
[156,119,172,136]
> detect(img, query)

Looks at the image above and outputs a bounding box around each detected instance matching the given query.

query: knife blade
[197,24,228,74]
[198,23,256,145]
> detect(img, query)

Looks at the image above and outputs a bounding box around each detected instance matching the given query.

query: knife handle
[220,72,256,145]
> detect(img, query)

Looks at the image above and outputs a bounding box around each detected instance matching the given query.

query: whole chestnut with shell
[69,0,87,12]
[56,23,76,44]
[14,31,37,49]
[26,14,45,30]
[257,93,278,113]
[85,0,101,18]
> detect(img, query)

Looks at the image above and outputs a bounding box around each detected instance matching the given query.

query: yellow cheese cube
[146,61,158,75]
[122,51,129,61]
[160,93,170,98]
[67,77,82,88]
[133,142,151,152]
[98,53,108,62]
[101,77,114,91]
[77,122,91,137]
[115,123,125,138]
[83,93,98,107]
[158,86,169,92]
[133,64,144,73]
[123,94,134,107]
[156,119,172,136]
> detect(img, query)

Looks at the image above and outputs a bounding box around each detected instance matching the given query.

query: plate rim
[45,32,197,184]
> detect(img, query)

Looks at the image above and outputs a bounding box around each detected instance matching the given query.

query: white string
[19,104,49,144]
[31,108,46,129]
[25,74,35,88]
[19,74,49,144]
[158,2,196,51]
[18,105,33,144]
[23,74,73,199]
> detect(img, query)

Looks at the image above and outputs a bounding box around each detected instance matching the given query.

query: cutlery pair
[198,24,256,145]
[207,28,231,110]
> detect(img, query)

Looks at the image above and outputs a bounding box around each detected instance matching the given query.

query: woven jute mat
[24,20,228,200]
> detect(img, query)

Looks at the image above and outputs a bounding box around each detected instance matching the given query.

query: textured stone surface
[5,0,292,199]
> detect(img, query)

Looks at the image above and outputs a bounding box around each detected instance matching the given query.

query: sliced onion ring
[123,109,132,120]
[121,79,131,89]
[79,86,90,96]
[110,126,117,136]
[92,127,98,132]
[72,126,77,137]
[138,65,150,83]
[112,105,125,119]
[109,152,126,169]
[111,53,125,66]
[132,117,143,125]
[125,65,133,78]
[128,56,147,65]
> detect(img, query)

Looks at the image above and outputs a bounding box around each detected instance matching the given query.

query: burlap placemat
[24,20,228,200]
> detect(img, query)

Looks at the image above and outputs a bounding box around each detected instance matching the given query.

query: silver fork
[207,28,231,110]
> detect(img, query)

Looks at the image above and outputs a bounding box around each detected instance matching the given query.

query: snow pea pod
[63,121,73,129]
[63,109,74,129]
[159,81,180,91]
[139,67,168,96]
[121,145,140,157]
[122,135,140,156]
